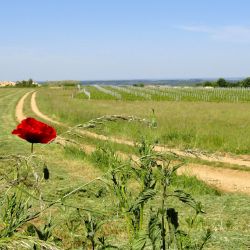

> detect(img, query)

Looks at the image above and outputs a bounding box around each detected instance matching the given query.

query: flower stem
[31,143,34,153]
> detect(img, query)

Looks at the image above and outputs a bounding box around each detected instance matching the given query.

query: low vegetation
[15,79,39,87]
[0,88,250,249]
[197,77,250,88]
[36,87,250,154]
[42,80,82,87]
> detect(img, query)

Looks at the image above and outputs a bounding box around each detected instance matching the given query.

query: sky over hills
[1,0,250,81]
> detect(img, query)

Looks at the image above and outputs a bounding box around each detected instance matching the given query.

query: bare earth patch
[15,91,34,122]
[178,164,250,194]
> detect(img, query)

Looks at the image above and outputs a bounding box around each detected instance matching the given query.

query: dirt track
[31,92,62,126]
[15,91,34,122]
[179,164,250,194]
[15,91,250,194]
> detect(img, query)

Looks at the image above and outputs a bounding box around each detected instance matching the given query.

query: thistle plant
[101,139,211,249]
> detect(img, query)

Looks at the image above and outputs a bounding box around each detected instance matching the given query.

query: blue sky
[1,0,250,80]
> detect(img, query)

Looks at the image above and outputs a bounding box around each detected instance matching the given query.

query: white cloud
[178,25,250,43]
[178,25,213,33]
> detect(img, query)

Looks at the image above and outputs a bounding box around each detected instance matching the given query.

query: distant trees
[241,77,250,88]
[203,81,214,87]
[43,80,81,87]
[216,78,228,87]
[198,77,250,88]
[133,83,145,87]
[16,79,38,87]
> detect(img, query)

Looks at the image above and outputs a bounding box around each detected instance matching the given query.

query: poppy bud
[43,165,50,180]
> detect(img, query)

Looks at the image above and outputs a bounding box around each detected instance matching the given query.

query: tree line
[197,77,250,88]
[15,79,38,87]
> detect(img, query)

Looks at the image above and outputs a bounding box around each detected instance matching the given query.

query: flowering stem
[31,143,34,153]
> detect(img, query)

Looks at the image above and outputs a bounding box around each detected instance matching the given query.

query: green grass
[77,86,117,100]
[106,86,150,101]
[0,88,32,154]
[1,87,250,249]
[64,145,87,160]
[133,86,250,102]
[36,87,250,155]
[77,85,250,103]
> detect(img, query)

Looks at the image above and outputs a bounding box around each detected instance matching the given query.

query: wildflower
[12,117,56,152]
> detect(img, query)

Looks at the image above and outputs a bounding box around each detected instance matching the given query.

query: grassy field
[0,87,250,249]
[77,85,250,102]
[36,87,250,155]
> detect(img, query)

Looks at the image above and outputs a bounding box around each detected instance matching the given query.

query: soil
[15,91,34,122]
[178,164,250,194]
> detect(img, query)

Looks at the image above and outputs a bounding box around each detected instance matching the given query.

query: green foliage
[16,78,38,87]
[0,192,33,237]
[99,140,211,249]
[148,212,161,249]
[89,144,122,170]
[171,174,221,196]
[83,213,103,249]
[133,83,145,87]
[64,145,86,160]
[1,88,250,249]
[43,80,81,87]
[26,217,62,248]
[216,78,228,87]
[241,77,250,87]
[199,77,250,88]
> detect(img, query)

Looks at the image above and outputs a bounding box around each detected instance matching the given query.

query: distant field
[77,85,250,102]
[36,86,250,154]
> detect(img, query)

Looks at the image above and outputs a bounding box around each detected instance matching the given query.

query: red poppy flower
[12,117,56,144]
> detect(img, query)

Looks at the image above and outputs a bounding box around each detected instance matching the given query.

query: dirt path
[15,91,250,194]
[31,92,62,126]
[178,164,250,194]
[15,91,34,122]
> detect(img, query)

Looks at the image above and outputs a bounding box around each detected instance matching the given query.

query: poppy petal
[12,117,57,144]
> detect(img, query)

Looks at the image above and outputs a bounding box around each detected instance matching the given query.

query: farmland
[38,86,250,155]
[77,85,250,102]
[0,86,250,249]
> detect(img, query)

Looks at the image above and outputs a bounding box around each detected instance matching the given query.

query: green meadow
[0,87,250,249]
[36,87,250,155]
